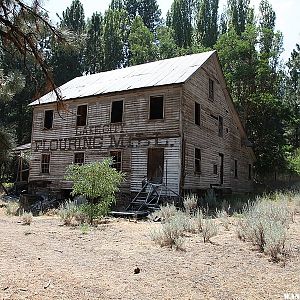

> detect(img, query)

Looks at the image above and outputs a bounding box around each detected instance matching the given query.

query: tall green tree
[196,0,219,48]
[84,12,105,74]
[128,16,157,65]
[61,0,86,34]
[138,0,161,32]
[103,7,129,70]
[52,0,86,85]
[157,26,179,59]
[227,0,250,35]
[168,0,194,48]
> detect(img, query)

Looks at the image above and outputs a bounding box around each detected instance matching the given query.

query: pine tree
[138,0,161,32]
[61,0,85,34]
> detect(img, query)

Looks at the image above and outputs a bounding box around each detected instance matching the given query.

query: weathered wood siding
[29,85,182,193]
[182,56,254,193]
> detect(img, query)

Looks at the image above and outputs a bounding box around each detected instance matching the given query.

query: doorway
[147,148,164,183]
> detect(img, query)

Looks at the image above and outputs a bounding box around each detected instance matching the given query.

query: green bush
[65,159,125,224]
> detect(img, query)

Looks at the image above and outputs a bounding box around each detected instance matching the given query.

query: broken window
[234,159,238,178]
[218,116,223,137]
[110,150,122,171]
[76,105,87,127]
[74,152,85,165]
[149,95,164,120]
[195,102,200,126]
[41,154,50,174]
[213,164,218,175]
[209,78,214,100]
[195,148,201,173]
[44,110,54,129]
[248,164,252,180]
[111,100,123,123]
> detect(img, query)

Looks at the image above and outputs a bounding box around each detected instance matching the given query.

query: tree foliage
[65,159,125,217]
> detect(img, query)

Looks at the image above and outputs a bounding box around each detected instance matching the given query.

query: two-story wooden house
[29,50,255,197]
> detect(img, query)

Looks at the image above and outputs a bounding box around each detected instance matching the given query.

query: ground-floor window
[41,153,50,174]
[110,150,122,171]
[74,152,85,165]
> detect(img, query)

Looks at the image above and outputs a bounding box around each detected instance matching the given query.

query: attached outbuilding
[28,50,255,198]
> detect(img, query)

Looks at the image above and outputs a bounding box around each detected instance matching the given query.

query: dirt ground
[0,201,299,300]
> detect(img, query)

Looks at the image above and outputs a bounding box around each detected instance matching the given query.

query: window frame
[248,164,252,180]
[110,150,122,172]
[76,104,88,127]
[194,148,201,174]
[195,101,201,126]
[74,152,85,165]
[44,109,54,130]
[110,100,124,124]
[41,153,50,174]
[149,95,164,120]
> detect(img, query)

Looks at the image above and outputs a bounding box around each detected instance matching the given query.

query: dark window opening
[213,164,218,175]
[41,154,50,174]
[110,150,122,172]
[111,100,123,123]
[147,148,164,183]
[218,116,223,137]
[44,110,54,129]
[74,152,84,165]
[195,102,200,126]
[195,148,201,173]
[248,164,252,180]
[76,105,87,127]
[234,159,238,178]
[219,153,224,184]
[149,96,164,120]
[209,78,214,100]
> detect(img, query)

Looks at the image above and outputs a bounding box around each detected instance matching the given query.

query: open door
[147,148,164,183]
[219,153,224,185]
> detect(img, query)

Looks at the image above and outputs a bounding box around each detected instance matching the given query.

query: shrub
[58,200,76,226]
[78,202,110,225]
[150,218,185,250]
[65,159,125,224]
[157,203,178,222]
[216,209,230,230]
[183,194,198,214]
[21,212,33,225]
[74,208,88,225]
[80,223,90,234]
[237,197,292,260]
[201,189,217,210]
[202,218,218,243]
[6,201,19,216]
[193,209,204,233]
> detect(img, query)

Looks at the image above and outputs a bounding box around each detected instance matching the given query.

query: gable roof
[29,50,216,106]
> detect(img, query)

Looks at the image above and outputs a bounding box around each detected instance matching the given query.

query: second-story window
[76,104,87,127]
[209,78,214,100]
[111,100,123,123]
[44,110,54,129]
[195,102,200,126]
[218,116,223,137]
[149,95,164,120]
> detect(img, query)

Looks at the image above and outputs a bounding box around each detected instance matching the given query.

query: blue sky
[43,0,300,62]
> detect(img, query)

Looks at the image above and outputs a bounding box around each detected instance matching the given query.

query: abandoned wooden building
[28,50,255,198]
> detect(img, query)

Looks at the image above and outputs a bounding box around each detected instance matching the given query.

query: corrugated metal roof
[29,50,216,106]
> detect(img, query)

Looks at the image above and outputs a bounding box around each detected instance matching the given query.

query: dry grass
[0,196,299,299]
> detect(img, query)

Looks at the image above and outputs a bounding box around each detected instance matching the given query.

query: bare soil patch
[0,202,299,300]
